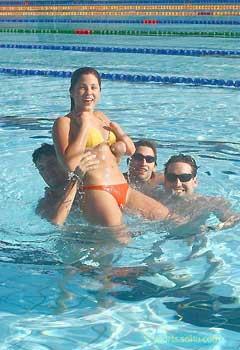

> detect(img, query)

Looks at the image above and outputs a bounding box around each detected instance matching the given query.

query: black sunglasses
[165,173,194,183]
[132,153,156,164]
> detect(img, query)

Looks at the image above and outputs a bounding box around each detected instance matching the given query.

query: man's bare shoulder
[197,195,230,208]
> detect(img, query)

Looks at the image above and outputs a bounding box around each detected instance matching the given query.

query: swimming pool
[0,21,240,349]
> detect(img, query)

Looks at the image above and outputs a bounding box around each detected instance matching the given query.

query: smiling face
[129,145,156,182]
[164,161,197,196]
[70,73,101,112]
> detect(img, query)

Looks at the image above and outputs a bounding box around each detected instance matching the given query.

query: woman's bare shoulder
[53,115,71,128]
[54,114,71,122]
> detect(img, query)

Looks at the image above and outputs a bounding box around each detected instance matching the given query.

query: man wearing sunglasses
[124,139,164,195]
[159,154,240,231]
[164,154,198,197]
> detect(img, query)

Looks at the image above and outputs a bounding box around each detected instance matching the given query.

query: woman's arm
[109,121,135,156]
[52,113,92,171]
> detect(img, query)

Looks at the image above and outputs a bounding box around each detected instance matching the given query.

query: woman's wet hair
[164,154,199,177]
[69,67,101,111]
[32,143,56,164]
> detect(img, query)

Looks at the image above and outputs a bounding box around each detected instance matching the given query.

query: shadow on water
[1,218,240,333]
[165,293,240,333]
[81,225,240,334]
[107,275,240,333]
[0,115,53,132]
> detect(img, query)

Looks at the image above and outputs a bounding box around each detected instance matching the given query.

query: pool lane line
[1,0,240,4]
[2,10,240,16]
[1,18,240,25]
[1,43,240,58]
[1,28,240,38]
[0,67,239,89]
[3,4,240,10]
[2,4,240,13]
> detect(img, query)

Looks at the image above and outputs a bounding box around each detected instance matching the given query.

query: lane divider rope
[1,43,240,58]
[1,10,240,16]
[1,67,239,89]
[0,18,240,25]
[0,0,239,4]
[0,28,240,37]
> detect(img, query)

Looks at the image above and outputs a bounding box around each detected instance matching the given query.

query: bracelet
[67,165,86,182]
[67,170,82,182]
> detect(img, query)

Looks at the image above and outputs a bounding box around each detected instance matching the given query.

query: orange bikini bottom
[82,183,129,208]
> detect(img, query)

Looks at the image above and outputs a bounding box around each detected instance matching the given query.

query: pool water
[0,25,240,349]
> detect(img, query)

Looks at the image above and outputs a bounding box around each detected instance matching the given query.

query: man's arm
[37,151,99,225]
[216,215,240,230]
[36,177,78,225]
[52,151,100,225]
[51,176,79,225]
[209,196,240,230]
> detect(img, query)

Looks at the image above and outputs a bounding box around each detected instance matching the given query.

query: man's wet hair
[32,143,56,165]
[164,154,199,177]
[133,139,158,164]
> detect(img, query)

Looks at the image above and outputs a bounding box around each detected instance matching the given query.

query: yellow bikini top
[86,127,116,148]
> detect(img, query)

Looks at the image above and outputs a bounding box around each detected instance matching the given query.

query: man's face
[35,154,66,188]
[164,161,197,196]
[129,146,156,182]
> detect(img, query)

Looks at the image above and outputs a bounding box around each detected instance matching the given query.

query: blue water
[0,24,240,349]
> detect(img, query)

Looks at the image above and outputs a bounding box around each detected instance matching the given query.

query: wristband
[67,170,82,182]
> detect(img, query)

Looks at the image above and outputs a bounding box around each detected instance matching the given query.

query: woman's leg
[82,190,130,244]
[125,187,169,220]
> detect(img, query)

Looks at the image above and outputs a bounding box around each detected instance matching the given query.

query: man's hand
[216,214,240,230]
[75,151,99,179]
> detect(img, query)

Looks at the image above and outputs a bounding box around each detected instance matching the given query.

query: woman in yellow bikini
[52,67,171,242]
